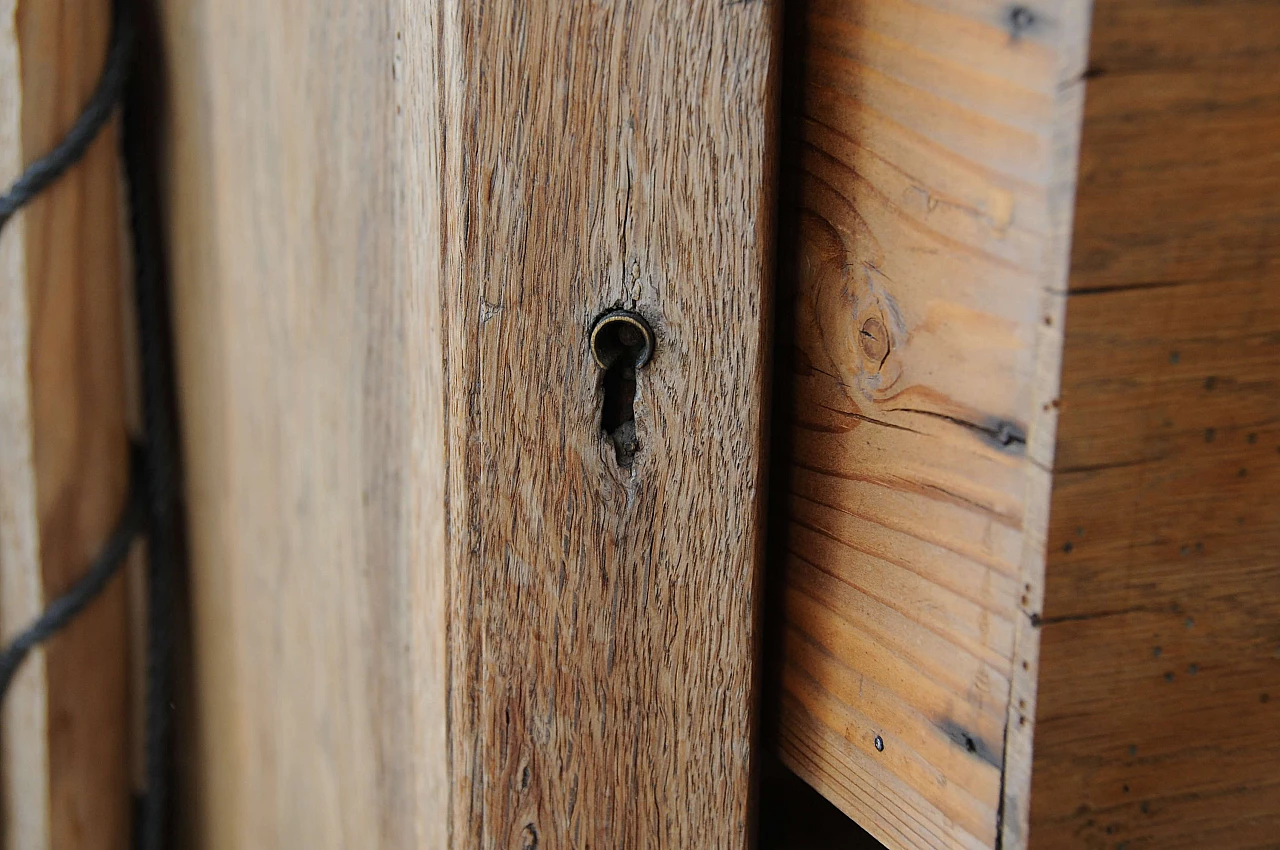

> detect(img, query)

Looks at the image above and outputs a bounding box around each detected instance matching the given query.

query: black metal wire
[0,0,138,700]
[0,0,134,231]
[0,2,173,847]
[0,449,144,697]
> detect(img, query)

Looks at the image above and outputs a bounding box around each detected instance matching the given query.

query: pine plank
[1029,1,1280,844]
[773,0,1091,847]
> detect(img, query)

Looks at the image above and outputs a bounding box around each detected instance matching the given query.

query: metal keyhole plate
[589,310,655,370]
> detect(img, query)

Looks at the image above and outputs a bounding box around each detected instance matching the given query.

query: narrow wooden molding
[0,1,133,847]
[1,10,52,845]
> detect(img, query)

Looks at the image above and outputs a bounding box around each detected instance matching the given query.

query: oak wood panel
[161,1,777,847]
[440,4,777,847]
[773,0,1090,847]
[0,2,132,847]
[1030,2,1280,840]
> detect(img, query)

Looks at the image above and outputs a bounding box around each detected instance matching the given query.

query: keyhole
[590,310,654,468]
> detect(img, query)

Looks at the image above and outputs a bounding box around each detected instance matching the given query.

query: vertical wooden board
[441,4,776,846]
[159,1,449,847]
[773,0,1090,847]
[0,5,49,844]
[161,0,777,847]
[19,5,133,847]
[1029,1,1280,846]
[1,1,133,847]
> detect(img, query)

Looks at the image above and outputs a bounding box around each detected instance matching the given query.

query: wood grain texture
[0,1,133,847]
[0,2,133,848]
[772,0,1090,847]
[441,3,776,847]
[160,1,777,847]
[1028,1,1280,846]
[0,5,49,843]
[159,1,448,846]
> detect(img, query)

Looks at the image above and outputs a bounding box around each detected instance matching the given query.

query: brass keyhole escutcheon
[590,310,655,469]
[589,310,655,371]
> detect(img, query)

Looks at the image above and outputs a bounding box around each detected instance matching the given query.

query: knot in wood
[859,317,890,367]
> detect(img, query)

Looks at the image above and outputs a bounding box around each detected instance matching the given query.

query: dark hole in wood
[601,359,639,467]
[757,756,883,848]
[591,310,653,468]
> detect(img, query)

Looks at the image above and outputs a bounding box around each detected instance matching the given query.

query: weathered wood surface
[160,1,777,847]
[772,0,1090,847]
[1029,0,1280,846]
[0,2,133,848]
